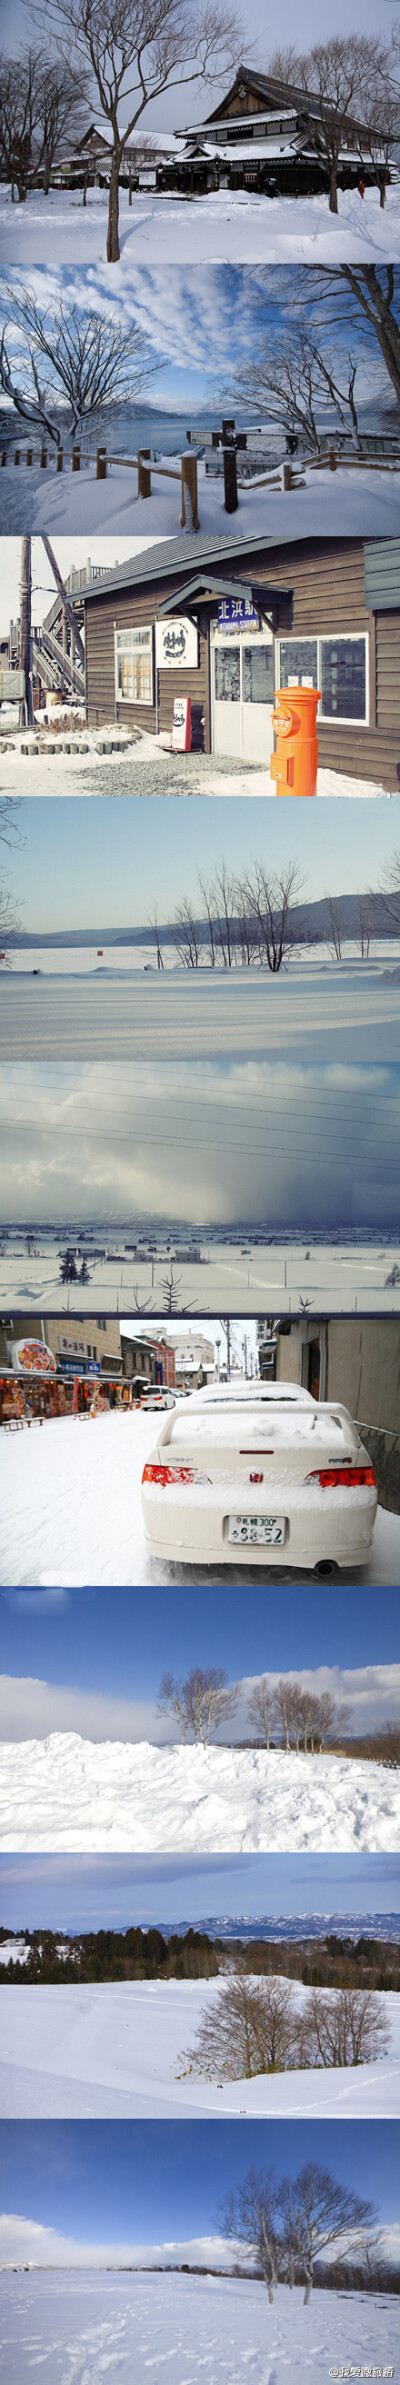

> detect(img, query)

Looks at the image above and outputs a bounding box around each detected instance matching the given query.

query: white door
[211,630,275,762]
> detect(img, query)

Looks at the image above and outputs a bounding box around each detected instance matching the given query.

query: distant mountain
[7,894,400,951]
[159,1911,400,1943]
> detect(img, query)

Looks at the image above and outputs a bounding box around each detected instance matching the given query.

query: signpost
[172,696,191,751]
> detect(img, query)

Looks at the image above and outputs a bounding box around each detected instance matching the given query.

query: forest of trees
[1,1924,399,1993]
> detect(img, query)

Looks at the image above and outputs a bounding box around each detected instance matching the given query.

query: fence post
[181,452,199,530]
[138,448,151,498]
[72,447,80,472]
[283,462,292,491]
[1,452,6,467]
[329,448,337,471]
[96,447,107,479]
[57,450,63,472]
[14,449,20,466]
[223,447,238,514]
[26,448,32,466]
[40,448,47,469]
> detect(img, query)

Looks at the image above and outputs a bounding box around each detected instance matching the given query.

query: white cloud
[0,2214,235,2269]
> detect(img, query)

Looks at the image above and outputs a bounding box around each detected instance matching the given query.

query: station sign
[218,597,260,631]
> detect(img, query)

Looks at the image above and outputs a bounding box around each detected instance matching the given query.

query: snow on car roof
[187,1381,315,1405]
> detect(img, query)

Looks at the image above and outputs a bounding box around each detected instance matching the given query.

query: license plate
[227,1515,286,1545]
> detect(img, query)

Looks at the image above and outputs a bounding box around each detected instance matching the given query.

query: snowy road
[0,1733,398,1850]
[1,180,399,262]
[2,965,400,1066]
[1,1976,399,2117]
[1,1410,399,1587]
[2,2270,399,2384]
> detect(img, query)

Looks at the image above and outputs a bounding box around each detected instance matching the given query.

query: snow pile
[1,1976,399,2118]
[1,451,400,537]
[1,2270,399,2384]
[0,1733,398,1851]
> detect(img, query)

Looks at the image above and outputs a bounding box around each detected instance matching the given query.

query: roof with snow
[182,60,385,143]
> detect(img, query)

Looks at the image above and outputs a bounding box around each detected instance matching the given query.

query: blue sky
[6,795,400,933]
[2,1581,398,1696]
[0,1850,399,1930]
[0,2119,398,2243]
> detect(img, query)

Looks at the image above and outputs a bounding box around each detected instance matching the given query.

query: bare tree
[248,1677,276,1747]
[218,2166,282,2303]
[379,846,400,931]
[221,326,364,455]
[314,267,400,408]
[35,60,89,194]
[239,862,303,973]
[278,2160,377,2303]
[306,1985,391,2069]
[172,898,202,969]
[182,1975,299,2081]
[296,1688,350,1753]
[272,1678,303,1751]
[0,799,22,849]
[357,900,374,958]
[157,1665,239,1744]
[325,894,343,960]
[37,0,241,259]
[270,35,395,214]
[197,872,218,968]
[0,885,21,968]
[0,287,157,446]
[213,860,237,968]
[148,906,164,969]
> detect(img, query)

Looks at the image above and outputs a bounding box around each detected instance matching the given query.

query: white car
[141,1383,377,1572]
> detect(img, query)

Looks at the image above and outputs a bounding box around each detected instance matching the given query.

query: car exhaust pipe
[314,1559,338,1578]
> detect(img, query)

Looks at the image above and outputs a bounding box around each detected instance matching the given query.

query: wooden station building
[82,532,400,790]
[160,63,394,197]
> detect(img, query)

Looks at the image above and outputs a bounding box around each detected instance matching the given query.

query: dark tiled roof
[82,529,334,604]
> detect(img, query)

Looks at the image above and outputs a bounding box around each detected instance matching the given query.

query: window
[243,644,274,704]
[215,645,241,701]
[277,633,368,725]
[115,625,153,705]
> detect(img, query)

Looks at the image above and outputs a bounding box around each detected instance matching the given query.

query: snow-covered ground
[1,180,399,263]
[0,1734,398,1851]
[1,1236,399,1315]
[1,1975,399,2117]
[1,450,400,541]
[1,2269,399,2384]
[0,730,393,797]
[1,1409,399,1587]
[2,959,399,1066]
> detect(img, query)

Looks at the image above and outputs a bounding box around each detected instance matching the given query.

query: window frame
[276,630,369,729]
[114,623,154,708]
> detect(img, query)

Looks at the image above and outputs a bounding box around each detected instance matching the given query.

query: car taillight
[305,1465,376,1489]
[142,1463,209,1487]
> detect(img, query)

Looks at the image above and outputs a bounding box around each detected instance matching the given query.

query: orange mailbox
[270,683,321,799]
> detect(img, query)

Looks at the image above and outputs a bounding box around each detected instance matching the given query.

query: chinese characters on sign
[217,597,260,631]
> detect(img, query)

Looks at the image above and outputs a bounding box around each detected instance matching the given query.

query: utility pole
[20,537,33,725]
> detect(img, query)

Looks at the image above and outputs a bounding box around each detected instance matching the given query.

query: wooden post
[329,448,337,471]
[96,447,107,479]
[223,446,238,513]
[181,452,199,530]
[20,535,34,726]
[72,447,80,472]
[57,450,63,472]
[26,448,32,466]
[138,448,151,498]
[14,449,20,465]
[40,448,47,469]
[129,174,132,205]
[283,463,292,491]
[1,452,6,466]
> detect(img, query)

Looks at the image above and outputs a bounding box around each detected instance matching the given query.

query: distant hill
[7,893,400,951]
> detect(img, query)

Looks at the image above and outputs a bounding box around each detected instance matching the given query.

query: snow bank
[1,2270,399,2384]
[0,1976,399,2117]
[1,1410,399,1587]
[1,452,400,539]
[0,1733,398,1850]
[2,963,400,1068]
[1,179,399,262]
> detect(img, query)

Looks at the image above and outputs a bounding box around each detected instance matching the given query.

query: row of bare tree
[158,1666,350,1750]
[166,869,393,972]
[181,1973,391,2082]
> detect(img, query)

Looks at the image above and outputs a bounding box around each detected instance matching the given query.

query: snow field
[1,1975,400,2117]
[1,452,400,540]
[1,2270,399,2385]
[1,1247,399,1315]
[0,1733,398,1850]
[1,1409,399,1586]
[2,960,400,1066]
[1,178,399,262]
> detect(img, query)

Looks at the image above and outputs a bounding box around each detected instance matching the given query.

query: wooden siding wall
[85,539,400,788]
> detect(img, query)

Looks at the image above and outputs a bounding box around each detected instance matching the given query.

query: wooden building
[82,532,400,790]
[162,63,394,197]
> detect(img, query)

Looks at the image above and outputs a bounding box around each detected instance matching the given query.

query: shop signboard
[172,696,191,751]
[58,1335,87,1357]
[155,618,198,669]
[10,1338,56,1375]
[217,597,260,631]
[87,1360,101,1375]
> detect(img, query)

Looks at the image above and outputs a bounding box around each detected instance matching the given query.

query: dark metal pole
[20,536,33,724]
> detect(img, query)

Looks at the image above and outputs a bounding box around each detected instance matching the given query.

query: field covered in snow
[2,958,400,1067]
[1,179,399,264]
[1,1408,399,1588]
[2,2269,398,2385]
[1,1975,400,2117]
[0,1733,398,1851]
[1,1238,399,1315]
[0,736,392,796]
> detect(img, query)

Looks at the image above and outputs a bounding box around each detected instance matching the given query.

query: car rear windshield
[167,1408,350,1447]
